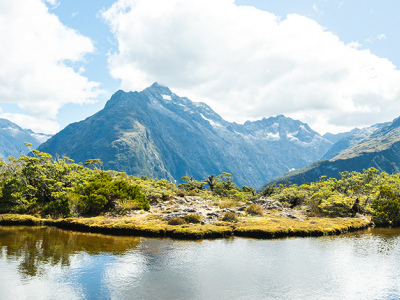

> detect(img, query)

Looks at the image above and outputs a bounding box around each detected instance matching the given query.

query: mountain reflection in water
[0,226,400,300]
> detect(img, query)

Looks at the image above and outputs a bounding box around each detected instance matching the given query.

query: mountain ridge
[38,83,333,187]
[0,118,51,159]
[264,116,400,186]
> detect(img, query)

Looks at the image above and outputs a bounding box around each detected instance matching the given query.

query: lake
[1,226,400,299]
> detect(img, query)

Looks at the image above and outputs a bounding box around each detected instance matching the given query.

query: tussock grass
[245,204,263,216]
[222,212,239,222]
[0,213,370,240]
[234,216,370,238]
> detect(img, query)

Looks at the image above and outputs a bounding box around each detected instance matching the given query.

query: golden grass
[0,213,370,240]
[234,216,370,238]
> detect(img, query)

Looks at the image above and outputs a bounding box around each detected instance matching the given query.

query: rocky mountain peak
[145,82,173,98]
[38,84,333,187]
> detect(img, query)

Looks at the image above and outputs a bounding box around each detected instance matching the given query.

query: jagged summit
[38,84,333,187]
[147,82,173,94]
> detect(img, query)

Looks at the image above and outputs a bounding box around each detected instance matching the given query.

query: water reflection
[0,226,400,299]
[0,226,140,277]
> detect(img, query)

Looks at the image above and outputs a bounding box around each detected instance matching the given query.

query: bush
[319,193,353,217]
[187,190,199,196]
[272,186,306,208]
[185,214,201,224]
[110,180,149,211]
[372,186,400,226]
[222,212,238,222]
[246,204,263,216]
[168,217,186,225]
[373,198,400,226]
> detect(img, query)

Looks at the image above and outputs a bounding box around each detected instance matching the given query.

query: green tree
[372,186,400,226]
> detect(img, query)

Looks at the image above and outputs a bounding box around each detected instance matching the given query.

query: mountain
[265,117,400,186]
[38,83,333,187]
[321,123,388,160]
[0,118,51,159]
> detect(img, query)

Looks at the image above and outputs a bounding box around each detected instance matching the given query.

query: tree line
[0,146,399,226]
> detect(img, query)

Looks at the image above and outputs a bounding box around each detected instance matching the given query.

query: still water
[1,226,400,300]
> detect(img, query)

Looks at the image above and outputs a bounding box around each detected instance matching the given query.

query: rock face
[0,118,51,159]
[38,83,333,187]
[265,116,400,186]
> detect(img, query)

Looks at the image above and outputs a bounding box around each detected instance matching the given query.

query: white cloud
[0,113,60,134]
[0,0,102,121]
[43,0,59,8]
[103,0,400,134]
[377,33,387,40]
[347,41,361,49]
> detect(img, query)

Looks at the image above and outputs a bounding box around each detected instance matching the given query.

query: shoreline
[0,213,371,240]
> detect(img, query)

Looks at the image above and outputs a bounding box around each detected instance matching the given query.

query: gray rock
[164,212,186,220]
[284,213,304,221]
[222,208,235,213]
[254,198,283,210]
[207,212,219,218]
[173,197,187,204]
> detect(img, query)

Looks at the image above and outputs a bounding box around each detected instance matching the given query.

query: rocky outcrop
[147,196,304,224]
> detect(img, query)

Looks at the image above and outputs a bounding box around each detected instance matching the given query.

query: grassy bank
[0,213,371,240]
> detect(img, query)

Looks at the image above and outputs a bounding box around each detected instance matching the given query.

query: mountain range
[265,117,400,186]
[0,118,51,159]
[1,83,400,189]
[37,83,334,187]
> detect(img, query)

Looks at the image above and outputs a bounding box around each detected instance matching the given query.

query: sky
[1,0,400,135]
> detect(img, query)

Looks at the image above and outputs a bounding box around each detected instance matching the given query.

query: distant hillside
[322,123,388,160]
[265,117,400,186]
[0,118,51,159]
[38,83,333,187]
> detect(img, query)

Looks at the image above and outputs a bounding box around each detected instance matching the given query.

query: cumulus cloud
[0,113,60,134]
[103,0,400,134]
[0,0,102,130]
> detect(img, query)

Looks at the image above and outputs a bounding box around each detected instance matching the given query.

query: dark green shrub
[372,186,400,226]
[73,174,149,215]
[185,214,201,224]
[168,217,186,225]
[44,196,70,217]
[212,173,239,198]
[262,184,276,197]
[246,204,263,216]
[222,212,238,222]
[110,180,149,211]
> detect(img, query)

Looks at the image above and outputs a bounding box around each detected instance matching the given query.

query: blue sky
[1,0,399,134]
